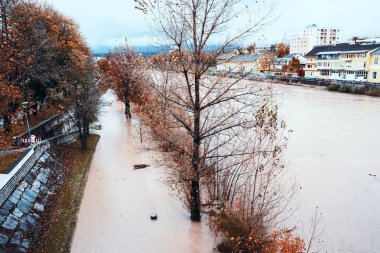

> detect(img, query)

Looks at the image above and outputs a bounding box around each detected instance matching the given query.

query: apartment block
[290,24,340,56]
[368,49,380,83]
[304,43,380,83]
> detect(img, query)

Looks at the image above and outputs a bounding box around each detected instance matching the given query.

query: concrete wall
[0,151,63,253]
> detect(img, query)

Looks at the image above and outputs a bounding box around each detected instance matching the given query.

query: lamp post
[22,101,32,146]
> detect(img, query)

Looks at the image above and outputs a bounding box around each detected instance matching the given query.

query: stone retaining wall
[0,151,64,253]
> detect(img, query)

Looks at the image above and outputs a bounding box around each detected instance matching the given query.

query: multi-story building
[368,49,380,83]
[304,43,380,82]
[290,24,341,55]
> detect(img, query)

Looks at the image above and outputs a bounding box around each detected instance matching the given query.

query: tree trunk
[190,179,201,221]
[79,131,87,150]
[77,121,87,150]
[83,116,90,138]
[32,102,38,116]
[3,113,11,133]
[190,76,201,221]
[124,86,131,119]
[125,100,131,119]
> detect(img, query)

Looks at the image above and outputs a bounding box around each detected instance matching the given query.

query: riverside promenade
[70,90,216,253]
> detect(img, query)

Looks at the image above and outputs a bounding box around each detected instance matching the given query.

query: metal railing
[0,144,49,207]
[0,129,80,207]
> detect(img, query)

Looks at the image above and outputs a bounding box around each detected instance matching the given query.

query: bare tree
[99,45,145,119]
[135,0,277,221]
[65,56,100,150]
[305,207,325,253]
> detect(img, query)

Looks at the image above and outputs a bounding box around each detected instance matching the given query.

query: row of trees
[0,0,99,149]
[100,0,314,252]
[260,43,292,72]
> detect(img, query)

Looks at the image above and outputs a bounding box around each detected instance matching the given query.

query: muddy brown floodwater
[71,83,380,253]
[274,83,380,253]
[70,90,217,253]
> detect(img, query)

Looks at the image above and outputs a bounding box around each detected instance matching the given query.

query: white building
[216,52,236,71]
[274,53,307,70]
[290,24,341,56]
[216,53,262,73]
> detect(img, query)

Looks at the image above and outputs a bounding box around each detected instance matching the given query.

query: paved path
[70,90,216,253]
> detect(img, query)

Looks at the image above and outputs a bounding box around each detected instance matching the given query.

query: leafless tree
[65,56,100,150]
[305,207,325,253]
[100,44,146,119]
[135,0,277,221]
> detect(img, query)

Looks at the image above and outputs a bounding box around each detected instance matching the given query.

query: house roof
[283,53,302,59]
[371,48,380,55]
[229,53,261,62]
[217,52,233,60]
[305,43,380,57]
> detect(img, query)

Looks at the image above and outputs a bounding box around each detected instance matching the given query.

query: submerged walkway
[70,90,216,253]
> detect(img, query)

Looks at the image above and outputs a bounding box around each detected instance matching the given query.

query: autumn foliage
[211,206,305,253]
[98,46,145,118]
[0,1,97,148]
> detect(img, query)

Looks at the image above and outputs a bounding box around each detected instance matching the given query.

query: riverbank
[273,78,380,97]
[212,72,380,97]
[31,134,100,253]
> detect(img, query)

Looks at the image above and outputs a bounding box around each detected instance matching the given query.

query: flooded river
[274,84,380,253]
[70,90,216,253]
[71,85,380,253]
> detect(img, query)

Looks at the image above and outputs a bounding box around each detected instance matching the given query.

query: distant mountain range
[92,45,171,58]
[92,44,240,58]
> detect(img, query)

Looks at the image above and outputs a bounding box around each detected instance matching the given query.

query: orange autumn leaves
[1,1,92,147]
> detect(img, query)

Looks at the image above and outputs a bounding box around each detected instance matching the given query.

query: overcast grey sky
[45,0,380,53]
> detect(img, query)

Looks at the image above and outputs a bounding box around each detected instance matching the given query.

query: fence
[0,129,80,207]
[0,144,49,207]
[12,111,75,146]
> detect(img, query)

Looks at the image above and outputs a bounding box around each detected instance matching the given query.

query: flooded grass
[0,152,23,174]
[327,83,380,97]
[32,134,100,253]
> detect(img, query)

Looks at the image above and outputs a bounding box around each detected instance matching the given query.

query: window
[375,57,379,65]
[373,72,378,79]
[320,70,330,76]
[355,71,368,79]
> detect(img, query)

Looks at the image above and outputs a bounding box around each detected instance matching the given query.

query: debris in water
[150,213,158,220]
[369,174,376,177]
[133,164,150,170]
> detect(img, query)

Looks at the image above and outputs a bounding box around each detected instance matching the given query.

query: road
[70,90,216,253]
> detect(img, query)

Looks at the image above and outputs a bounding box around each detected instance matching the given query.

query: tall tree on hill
[276,42,289,58]
[259,51,276,71]
[288,57,301,73]
[0,0,21,133]
[0,1,99,148]
[246,43,256,54]
[135,0,277,221]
